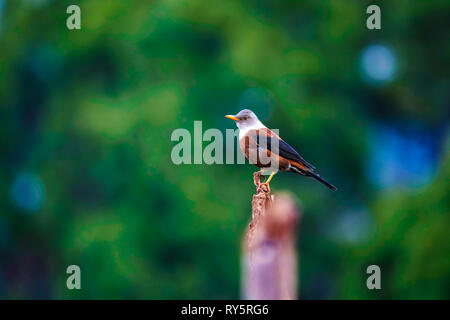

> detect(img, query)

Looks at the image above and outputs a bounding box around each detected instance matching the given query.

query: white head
[225,109,264,131]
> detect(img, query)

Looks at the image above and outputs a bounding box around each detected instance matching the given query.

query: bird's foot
[253,171,263,187]
[256,171,276,193]
[254,170,272,193]
[258,181,271,193]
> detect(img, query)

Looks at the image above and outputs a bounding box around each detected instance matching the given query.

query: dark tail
[290,165,337,191]
[309,172,337,191]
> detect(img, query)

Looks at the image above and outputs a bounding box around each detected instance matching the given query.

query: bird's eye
[243,116,248,120]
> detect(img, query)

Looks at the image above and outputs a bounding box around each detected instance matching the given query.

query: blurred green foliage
[0,0,448,299]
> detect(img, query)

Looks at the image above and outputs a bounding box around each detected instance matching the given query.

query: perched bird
[226,109,337,191]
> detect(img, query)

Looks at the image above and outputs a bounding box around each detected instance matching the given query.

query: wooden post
[242,172,301,300]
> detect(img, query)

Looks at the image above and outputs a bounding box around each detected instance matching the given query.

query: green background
[0,0,448,299]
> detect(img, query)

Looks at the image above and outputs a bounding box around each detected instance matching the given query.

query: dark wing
[252,128,316,170]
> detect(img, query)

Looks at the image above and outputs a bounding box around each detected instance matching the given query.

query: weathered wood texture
[242,172,301,300]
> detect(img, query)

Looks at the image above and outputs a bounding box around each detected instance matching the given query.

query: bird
[225,109,337,191]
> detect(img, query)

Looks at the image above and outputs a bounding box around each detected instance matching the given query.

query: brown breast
[239,131,291,171]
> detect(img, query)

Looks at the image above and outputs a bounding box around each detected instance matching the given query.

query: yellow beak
[225,115,239,121]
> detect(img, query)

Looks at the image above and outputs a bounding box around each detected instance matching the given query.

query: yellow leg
[261,171,276,185]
